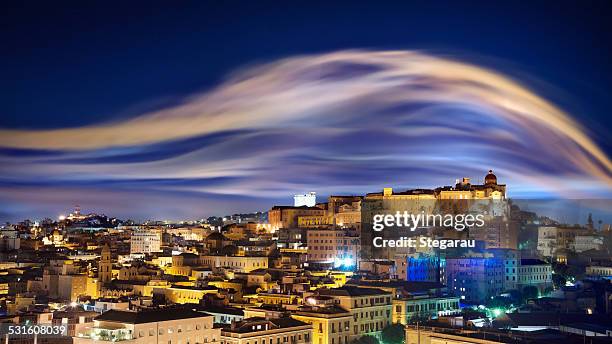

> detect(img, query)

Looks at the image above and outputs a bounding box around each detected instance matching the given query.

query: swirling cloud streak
[1,50,611,220]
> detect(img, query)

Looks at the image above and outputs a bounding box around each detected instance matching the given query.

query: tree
[552,273,566,288]
[487,296,512,309]
[522,286,539,302]
[381,324,405,344]
[350,335,380,344]
[507,290,522,305]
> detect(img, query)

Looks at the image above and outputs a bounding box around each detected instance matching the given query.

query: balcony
[83,327,134,342]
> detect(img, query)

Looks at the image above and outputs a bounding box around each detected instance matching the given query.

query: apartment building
[306,229,360,268]
[74,308,219,344]
[537,226,587,257]
[445,252,505,304]
[220,317,312,344]
[292,295,353,344]
[200,255,269,272]
[317,286,392,341]
[392,295,460,324]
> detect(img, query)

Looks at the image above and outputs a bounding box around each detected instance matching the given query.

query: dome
[484,170,497,185]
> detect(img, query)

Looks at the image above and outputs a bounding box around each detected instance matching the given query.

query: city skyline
[1,4,611,343]
[6,175,612,226]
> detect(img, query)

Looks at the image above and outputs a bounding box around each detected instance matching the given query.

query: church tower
[98,244,112,283]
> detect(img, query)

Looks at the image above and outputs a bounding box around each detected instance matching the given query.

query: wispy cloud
[1,50,611,220]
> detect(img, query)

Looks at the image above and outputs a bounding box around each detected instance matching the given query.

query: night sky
[2,1,612,221]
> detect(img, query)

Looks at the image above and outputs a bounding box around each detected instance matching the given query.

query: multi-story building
[41,259,91,302]
[93,298,130,313]
[58,274,88,302]
[317,286,392,341]
[130,229,161,254]
[327,196,363,215]
[307,229,360,268]
[342,279,459,324]
[572,234,604,252]
[202,305,245,324]
[277,227,307,250]
[295,197,362,230]
[292,296,353,344]
[269,206,326,230]
[74,308,219,344]
[361,170,510,259]
[334,202,361,229]
[399,253,445,283]
[445,251,505,304]
[467,215,516,250]
[165,226,210,241]
[446,249,550,301]
[0,227,20,250]
[517,259,552,293]
[585,264,612,279]
[53,308,98,338]
[156,285,219,304]
[256,291,302,306]
[392,294,460,324]
[406,326,511,344]
[200,255,269,272]
[220,317,312,344]
[295,192,317,207]
[537,226,587,257]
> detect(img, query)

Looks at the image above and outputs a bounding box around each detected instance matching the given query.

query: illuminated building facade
[307,229,360,268]
[294,192,317,207]
[361,170,511,259]
[537,226,588,257]
[74,308,219,343]
[269,206,326,230]
[292,296,353,344]
[220,317,312,344]
[401,254,445,283]
[130,229,162,254]
[200,255,269,272]
[317,286,392,341]
[392,295,460,324]
[445,251,505,304]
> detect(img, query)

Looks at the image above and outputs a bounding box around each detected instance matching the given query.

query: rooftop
[221,317,310,334]
[520,258,548,266]
[346,279,445,292]
[318,286,391,297]
[95,308,211,324]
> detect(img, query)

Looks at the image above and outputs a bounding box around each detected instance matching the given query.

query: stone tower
[98,243,112,283]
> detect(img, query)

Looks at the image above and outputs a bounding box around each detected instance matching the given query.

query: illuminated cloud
[1,50,611,219]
